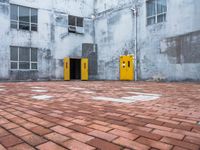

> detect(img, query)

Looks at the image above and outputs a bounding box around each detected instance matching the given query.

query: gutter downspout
[134,6,138,81]
[131,6,138,81]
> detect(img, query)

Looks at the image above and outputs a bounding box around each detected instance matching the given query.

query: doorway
[70,58,81,80]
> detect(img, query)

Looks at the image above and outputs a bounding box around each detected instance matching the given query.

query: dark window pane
[77,17,83,27]
[147,0,156,17]
[19,62,30,69]
[31,49,37,61]
[31,8,37,23]
[10,47,18,61]
[19,6,29,22]
[31,63,37,69]
[157,14,166,23]
[147,17,156,25]
[11,21,18,29]
[31,24,37,31]
[11,62,18,69]
[69,15,76,26]
[10,4,18,20]
[157,0,167,14]
[19,22,30,30]
[19,47,30,61]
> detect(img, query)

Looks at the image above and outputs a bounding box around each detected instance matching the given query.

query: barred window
[10,4,38,31]
[10,46,38,70]
[146,0,167,25]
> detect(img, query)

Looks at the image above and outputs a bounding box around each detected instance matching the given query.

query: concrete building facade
[0,0,200,81]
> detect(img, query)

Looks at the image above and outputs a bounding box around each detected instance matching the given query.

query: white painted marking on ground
[0,89,5,91]
[127,92,161,97]
[93,92,161,103]
[32,90,48,93]
[81,91,95,94]
[122,95,160,101]
[92,97,133,103]
[69,87,85,90]
[31,87,45,89]
[32,95,53,100]
[122,87,142,90]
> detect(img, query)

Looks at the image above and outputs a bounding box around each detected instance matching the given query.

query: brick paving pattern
[0,81,199,150]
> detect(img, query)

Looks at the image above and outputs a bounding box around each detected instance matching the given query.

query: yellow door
[127,55,134,80]
[120,55,134,81]
[64,57,70,81]
[81,58,88,81]
[120,56,127,80]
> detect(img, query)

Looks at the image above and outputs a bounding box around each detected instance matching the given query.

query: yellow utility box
[64,57,70,81]
[120,55,134,81]
[81,58,88,81]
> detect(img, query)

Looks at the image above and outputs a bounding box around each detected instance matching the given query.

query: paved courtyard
[0,81,200,150]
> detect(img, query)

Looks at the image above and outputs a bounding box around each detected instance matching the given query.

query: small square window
[11,21,18,29]
[31,24,37,31]
[157,14,166,23]
[19,62,30,69]
[19,22,30,31]
[11,62,18,69]
[147,17,156,25]
[31,63,37,69]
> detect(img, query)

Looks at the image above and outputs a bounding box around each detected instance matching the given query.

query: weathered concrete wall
[94,0,200,81]
[138,0,200,81]
[94,0,135,80]
[0,0,94,80]
[0,0,199,81]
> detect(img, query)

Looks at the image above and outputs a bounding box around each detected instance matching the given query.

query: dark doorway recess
[70,58,81,80]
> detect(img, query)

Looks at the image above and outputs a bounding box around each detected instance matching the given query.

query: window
[68,15,83,27]
[10,46,38,70]
[146,0,167,25]
[68,15,84,33]
[10,4,38,31]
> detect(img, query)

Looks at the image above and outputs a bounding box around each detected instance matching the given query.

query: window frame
[146,0,167,26]
[10,46,38,70]
[10,4,38,31]
[68,15,84,28]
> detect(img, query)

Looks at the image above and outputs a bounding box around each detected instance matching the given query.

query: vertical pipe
[134,6,138,81]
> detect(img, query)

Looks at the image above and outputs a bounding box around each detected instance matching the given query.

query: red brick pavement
[0,81,199,150]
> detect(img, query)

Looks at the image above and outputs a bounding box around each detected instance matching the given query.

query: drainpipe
[131,6,138,81]
[92,15,96,53]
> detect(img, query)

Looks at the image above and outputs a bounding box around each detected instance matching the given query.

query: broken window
[146,0,167,25]
[10,46,38,70]
[10,4,38,31]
